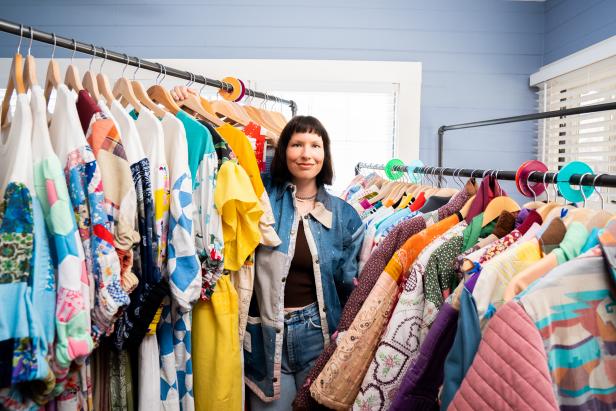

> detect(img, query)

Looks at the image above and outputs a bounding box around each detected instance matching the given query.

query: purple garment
[515,208,530,228]
[465,272,480,293]
[390,303,459,411]
[465,175,505,223]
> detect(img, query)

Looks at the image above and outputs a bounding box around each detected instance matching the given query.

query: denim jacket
[244,178,364,402]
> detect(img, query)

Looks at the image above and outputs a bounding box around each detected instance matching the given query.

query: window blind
[537,54,616,211]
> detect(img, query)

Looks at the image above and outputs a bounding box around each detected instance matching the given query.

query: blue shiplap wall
[0,0,544,175]
[544,0,616,64]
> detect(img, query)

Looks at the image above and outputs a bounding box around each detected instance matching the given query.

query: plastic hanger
[64,38,84,92]
[178,73,225,126]
[96,48,115,107]
[1,25,26,128]
[44,33,62,106]
[130,59,167,118]
[113,54,141,111]
[23,27,38,90]
[146,65,181,115]
[82,44,100,101]
[481,171,520,227]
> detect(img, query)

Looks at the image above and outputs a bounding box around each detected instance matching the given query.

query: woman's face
[286,132,325,184]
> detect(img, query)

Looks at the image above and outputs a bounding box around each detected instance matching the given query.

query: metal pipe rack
[0,19,298,116]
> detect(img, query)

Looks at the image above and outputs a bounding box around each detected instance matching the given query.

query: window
[537,54,616,210]
[271,87,398,194]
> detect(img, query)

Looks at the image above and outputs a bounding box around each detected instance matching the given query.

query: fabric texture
[192,276,242,411]
[76,90,140,292]
[389,303,458,411]
[447,302,558,411]
[176,111,224,300]
[292,187,473,410]
[355,221,466,411]
[214,160,263,271]
[49,85,128,343]
[310,215,460,410]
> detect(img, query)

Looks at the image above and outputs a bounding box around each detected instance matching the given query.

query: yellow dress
[192,275,242,410]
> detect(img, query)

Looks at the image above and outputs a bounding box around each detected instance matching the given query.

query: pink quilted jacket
[448,302,558,410]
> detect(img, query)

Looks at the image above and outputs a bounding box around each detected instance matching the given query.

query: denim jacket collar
[278,182,333,229]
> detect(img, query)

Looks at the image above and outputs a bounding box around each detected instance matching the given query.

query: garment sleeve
[448,302,558,411]
[334,206,364,306]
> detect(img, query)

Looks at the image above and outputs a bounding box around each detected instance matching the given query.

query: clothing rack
[0,18,298,116]
[436,101,616,167]
[354,162,616,189]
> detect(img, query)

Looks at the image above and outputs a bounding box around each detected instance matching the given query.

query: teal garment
[440,288,481,411]
[461,212,496,252]
[175,110,215,190]
[581,227,601,254]
[552,222,589,265]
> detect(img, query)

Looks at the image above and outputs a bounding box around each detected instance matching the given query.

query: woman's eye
[313,144,321,148]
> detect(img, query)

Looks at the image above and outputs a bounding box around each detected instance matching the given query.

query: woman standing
[244,116,364,410]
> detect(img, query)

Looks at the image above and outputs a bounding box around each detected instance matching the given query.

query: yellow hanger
[44,33,62,106]
[1,26,26,128]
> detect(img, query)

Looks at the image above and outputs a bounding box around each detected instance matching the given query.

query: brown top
[284,220,317,308]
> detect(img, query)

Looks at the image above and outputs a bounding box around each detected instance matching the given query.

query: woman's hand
[170,85,197,102]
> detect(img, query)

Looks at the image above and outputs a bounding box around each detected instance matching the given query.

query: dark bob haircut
[270,115,334,187]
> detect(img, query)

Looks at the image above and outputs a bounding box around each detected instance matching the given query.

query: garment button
[282,277,286,282]
[323,306,327,312]
[273,377,278,383]
[315,258,319,264]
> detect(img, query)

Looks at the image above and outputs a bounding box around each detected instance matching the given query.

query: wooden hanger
[147,84,181,115]
[1,52,26,128]
[96,48,115,106]
[481,196,520,227]
[133,80,167,118]
[113,54,141,111]
[44,33,62,105]
[584,176,613,230]
[178,74,225,126]
[82,44,100,101]
[64,39,83,92]
[23,29,38,90]
[211,99,251,126]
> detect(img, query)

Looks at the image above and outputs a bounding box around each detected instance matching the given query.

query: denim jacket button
[315,258,319,264]
[272,377,278,383]
[322,306,327,312]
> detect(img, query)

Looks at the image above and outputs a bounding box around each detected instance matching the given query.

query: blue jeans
[249,302,325,411]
